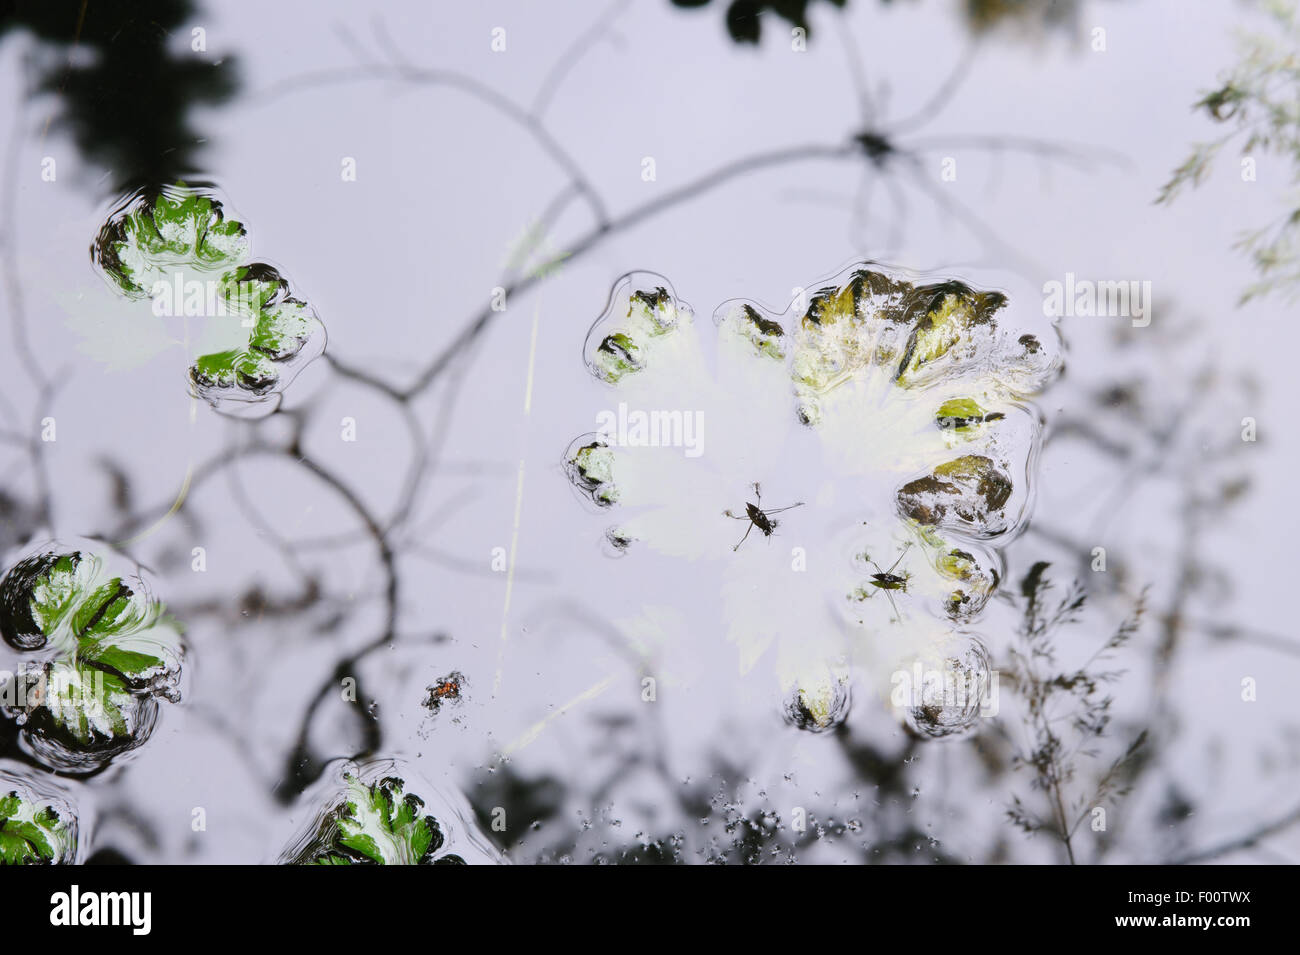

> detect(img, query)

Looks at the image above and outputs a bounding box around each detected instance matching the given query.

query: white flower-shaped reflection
[565,267,1059,737]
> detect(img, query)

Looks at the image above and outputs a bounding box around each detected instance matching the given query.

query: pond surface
[0,0,1294,864]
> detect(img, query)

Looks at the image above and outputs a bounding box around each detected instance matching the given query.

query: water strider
[724,483,804,551]
[861,542,914,620]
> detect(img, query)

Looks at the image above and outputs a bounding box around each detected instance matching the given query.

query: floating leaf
[92,184,249,299]
[0,546,182,773]
[285,767,486,865]
[893,284,1002,387]
[91,185,326,415]
[0,780,75,865]
[935,396,1005,435]
[186,264,323,405]
[586,280,690,384]
[565,439,620,506]
[562,265,1057,732]
[896,454,1014,536]
[729,304,786,361]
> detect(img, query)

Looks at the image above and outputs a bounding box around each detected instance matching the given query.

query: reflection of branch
[323,138,857,407]
[888,42,979,135]
[259,62,610,229]
[901,154,1047,275]
[1187,618,1300,659]
[278,450,399,798]
[0,55,61,530]
[1048,417,1133,460]
[1,62,46,392]
[905,133,1129,170]
[391,141,856,399]
[1169,800,1300,865]
[409,543,553,584]
[531,0,632,118]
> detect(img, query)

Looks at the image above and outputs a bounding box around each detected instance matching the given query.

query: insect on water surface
[724,483,804,551]
[859,542,913,621]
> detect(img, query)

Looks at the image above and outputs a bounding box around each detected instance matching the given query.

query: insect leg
[733,521,755,551]
[884,541,912,575]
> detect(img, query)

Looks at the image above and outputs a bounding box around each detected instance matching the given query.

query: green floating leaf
[295,773,463,866]
[189,263,323,403]
[935,397,1004,432]
[93,184,249,298]
[782,668,850,732]
[593,332,642,384]
[783,268,1034,425]
[566,440,619,506]
[0,786,74,866]
[92,185,327,414]
[2,552,82,650]
[912,522,999,619]
[586,279,688,383]
[894,285,1004,387]
[0,547,183,773]
[731,304,785,361]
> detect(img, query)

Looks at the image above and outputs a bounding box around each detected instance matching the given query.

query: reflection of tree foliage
[668,0,1084,44]
[960,0,1083,36]
[1159,1,1300,302]
[1004,562,1147,865]
[1024,298,1300,863]
[0,0,238,190]
[670,0,847,44]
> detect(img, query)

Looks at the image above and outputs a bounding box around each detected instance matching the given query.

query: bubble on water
[278,758,503,865]
[0,539,184,775]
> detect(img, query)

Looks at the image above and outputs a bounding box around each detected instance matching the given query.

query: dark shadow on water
[0,0,238,192]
